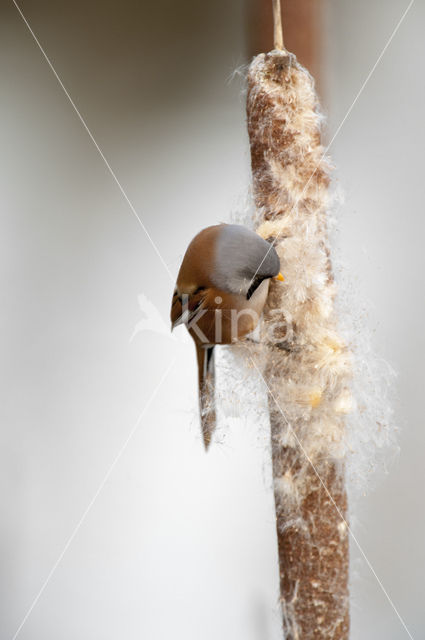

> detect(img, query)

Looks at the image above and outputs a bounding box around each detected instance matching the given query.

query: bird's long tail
[195,343,216,449]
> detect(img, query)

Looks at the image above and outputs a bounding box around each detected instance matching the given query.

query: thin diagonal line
[326,0,414,151]
[11,358,176,640]
[249,356,414,640]
[11,0,174,283]
[251,0,414,283]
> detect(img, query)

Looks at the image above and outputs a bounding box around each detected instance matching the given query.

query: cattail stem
[247,50,351,639]
[272,0,285,50]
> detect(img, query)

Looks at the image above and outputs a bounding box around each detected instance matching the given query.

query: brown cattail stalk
[272,0,285,50]
[247,50,351,638]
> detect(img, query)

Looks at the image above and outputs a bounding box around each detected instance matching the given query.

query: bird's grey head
[213,224,281,298]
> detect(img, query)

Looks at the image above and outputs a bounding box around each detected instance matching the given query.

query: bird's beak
[275,272,285,282]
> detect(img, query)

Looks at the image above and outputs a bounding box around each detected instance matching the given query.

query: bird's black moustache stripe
[246,275,265,300]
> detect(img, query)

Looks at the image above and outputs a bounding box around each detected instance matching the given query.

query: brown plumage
[171,223,283,448]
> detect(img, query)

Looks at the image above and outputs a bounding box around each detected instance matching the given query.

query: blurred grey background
[0,0,423,638]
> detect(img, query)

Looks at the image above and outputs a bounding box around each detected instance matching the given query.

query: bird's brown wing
[170,287,207,329]
[170,288,182,328]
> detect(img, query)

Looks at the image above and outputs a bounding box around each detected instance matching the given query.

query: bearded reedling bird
[170,223,284,448]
